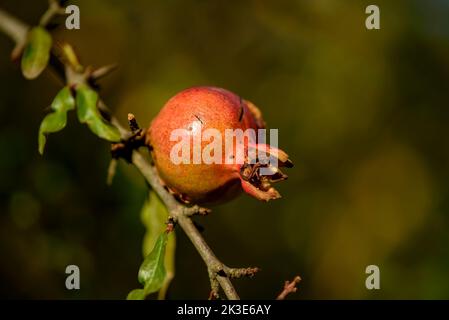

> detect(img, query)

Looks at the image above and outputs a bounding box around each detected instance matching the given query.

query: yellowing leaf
[21,27,52,80]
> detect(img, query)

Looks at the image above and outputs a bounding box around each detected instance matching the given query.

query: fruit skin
[146,86,291,204]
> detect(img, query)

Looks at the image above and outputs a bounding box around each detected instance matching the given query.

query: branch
[0,8,28,60]
[0,6,256,300]
[276,276,301,300]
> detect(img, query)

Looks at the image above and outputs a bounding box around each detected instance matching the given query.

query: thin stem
[132,151,240,300]
[39,0,64,27]
[0,9,28,44]
[276,276,301,300]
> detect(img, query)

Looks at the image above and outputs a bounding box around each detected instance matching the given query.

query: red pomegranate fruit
[146,86,292,204]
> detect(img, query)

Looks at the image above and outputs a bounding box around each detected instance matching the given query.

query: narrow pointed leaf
[141,191,176,299]
[138,232,168,296]
[21,27,52,79]
[38,87,75,155]
[75,84,121,142]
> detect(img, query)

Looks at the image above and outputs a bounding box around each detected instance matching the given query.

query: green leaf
[38,87,75,155]
[158,231,175,300]
[142,192,170,255]
[126,289,145,300]
[75,84,121,142]
[138,232,168,296]
[127,193,175,300]
[21,27,52,80]
[141,191,176,300]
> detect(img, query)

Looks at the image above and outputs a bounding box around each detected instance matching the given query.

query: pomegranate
[146,86,292,204]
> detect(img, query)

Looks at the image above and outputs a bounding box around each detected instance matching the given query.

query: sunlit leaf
[38,87,75,155]
[126,289,145,300]
[75,84,121,142]
[138,232,168,296]
[141,191,176,299]
[21,27,52,80]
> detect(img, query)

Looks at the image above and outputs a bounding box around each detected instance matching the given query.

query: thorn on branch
[106,158,118,186]
[128,113,140,132]
[110,114,146,162]
[90,64,117,81]
[276,276,301,300]
[39,0,65,28]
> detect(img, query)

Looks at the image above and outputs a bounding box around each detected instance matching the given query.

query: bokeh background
[1,0,449,299]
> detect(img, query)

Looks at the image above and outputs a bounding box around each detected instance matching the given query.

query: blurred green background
[1,0,449,299]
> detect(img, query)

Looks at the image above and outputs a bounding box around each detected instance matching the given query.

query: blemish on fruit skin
[194,114,204,124]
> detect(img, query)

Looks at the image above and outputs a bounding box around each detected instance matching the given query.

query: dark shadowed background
[1,0,449,299]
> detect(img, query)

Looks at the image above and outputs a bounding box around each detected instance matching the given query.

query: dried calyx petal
[239,143,293,202]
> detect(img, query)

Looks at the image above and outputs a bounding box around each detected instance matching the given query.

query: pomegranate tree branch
[0,8,28,44]
[0,6,254,300]
[276,276,301,300]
